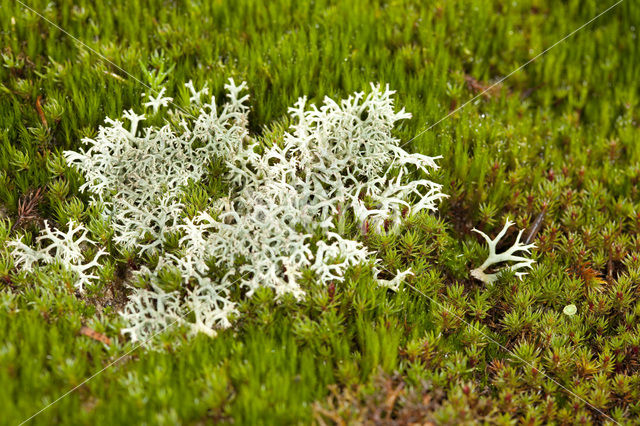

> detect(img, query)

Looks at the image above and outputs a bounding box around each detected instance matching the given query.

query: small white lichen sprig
[9,220,106,292]
[470,218,536,284]
[373,267,414,291]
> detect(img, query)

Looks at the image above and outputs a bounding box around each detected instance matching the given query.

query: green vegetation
[1,0,639,424]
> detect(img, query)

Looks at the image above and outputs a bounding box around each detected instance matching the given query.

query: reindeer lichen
[58,80,446,342]
[470,218,536,284]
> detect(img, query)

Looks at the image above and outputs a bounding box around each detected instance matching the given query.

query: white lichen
[56,79,446,343]
[64,79,249,256]
[470,218,536,284]
[374,267,414,291]
[8,220,106,292]
[143,87,173,114]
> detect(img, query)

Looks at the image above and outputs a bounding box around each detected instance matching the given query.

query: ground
[1,0,639,424]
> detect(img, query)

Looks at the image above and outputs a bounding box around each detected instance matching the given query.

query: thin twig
[10,187,44,234]
[524,208,546,245]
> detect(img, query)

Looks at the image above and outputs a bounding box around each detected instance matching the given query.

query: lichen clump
[51,80,445,342]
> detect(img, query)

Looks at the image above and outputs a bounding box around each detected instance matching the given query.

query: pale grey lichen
[8,220,106,292]
[470,218,536,284]
[13,79,447,344]
[143,87,173,114]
